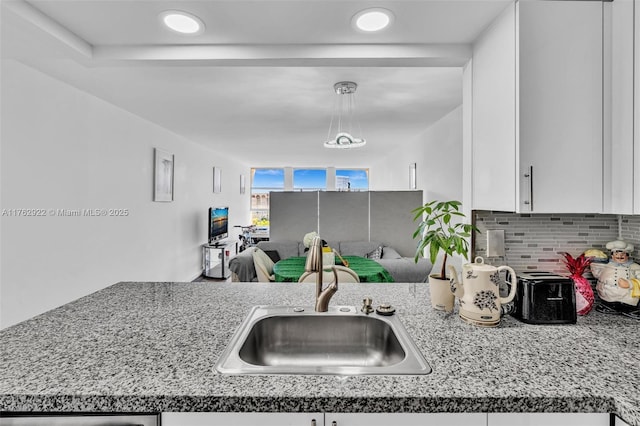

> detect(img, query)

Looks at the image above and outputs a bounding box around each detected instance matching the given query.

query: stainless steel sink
[215,306,431,375]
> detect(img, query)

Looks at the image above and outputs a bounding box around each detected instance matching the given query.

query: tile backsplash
[473,211,640,275]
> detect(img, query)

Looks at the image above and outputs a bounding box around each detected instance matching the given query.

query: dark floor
[192,274,232,283]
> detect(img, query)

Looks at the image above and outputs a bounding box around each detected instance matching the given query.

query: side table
[202,241,237,279]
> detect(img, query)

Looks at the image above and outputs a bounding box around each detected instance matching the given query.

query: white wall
[367,159,415,191]
[0,60,249,328]
[413,106,463,203]
[368,105,462,201]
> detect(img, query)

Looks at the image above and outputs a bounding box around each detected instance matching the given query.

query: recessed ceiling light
[352,8,394,32]
[159,10,205,35]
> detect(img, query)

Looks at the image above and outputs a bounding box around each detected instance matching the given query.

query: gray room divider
[319,192,369,242]
[268,192,318,241]
[269,190,423,257]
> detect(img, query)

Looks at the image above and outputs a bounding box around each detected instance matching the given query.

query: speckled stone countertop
[1,282,638,424]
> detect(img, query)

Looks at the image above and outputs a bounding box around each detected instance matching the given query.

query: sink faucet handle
[361,297,374,314]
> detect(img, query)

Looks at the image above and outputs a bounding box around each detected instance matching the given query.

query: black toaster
[511,271,577,324]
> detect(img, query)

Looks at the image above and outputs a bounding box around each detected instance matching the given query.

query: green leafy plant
[412,200,478,280]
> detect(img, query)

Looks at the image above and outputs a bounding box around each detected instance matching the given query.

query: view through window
[250,167,368,227]
[293,169,327,191]
[336,169,369,191]
[250,168,284,226]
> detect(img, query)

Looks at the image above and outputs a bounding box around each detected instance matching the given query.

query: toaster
[511,271,577,324]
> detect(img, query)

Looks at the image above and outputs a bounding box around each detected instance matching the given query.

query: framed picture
[409,163,417,189]
[154,148,174,202]
[240,174,245,194]
[213,167,222,193]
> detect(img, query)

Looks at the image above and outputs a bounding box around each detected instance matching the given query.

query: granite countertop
[0,282,638,425]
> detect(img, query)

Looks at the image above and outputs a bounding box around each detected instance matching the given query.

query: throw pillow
[366,245,383,260]
[263,250,281,263]
[381,246,402,259]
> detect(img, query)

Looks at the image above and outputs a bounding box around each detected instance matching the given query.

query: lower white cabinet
[163,412,485,426]
[162,413,485,426]
[325,413,486,426]
[162,412,613,426]
[487,413,610,426]
[161,413,322,426]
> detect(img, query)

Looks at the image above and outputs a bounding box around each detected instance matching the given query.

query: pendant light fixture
[324,81,367,149]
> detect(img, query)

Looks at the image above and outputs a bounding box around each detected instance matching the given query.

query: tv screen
[209,207,229,244]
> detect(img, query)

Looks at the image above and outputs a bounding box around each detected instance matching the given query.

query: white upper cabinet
[603,0,640,214]
[635,0,640,214]
[471,2,517,212]
[605,0,634,214]
[518,0,603,213]
[470,0,605,213]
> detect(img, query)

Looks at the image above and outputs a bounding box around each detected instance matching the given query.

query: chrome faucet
[304,236,338,312]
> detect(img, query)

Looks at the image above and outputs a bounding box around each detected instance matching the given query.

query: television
[208,207,229,244]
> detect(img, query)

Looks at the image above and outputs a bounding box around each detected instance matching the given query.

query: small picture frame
[213,167,222,193]
[154,148,174,202]
[240,174,245,194]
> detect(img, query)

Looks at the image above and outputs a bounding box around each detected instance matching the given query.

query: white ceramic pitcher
[448,256,517,327]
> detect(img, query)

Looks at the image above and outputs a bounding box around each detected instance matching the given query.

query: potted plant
[412,200,477,312]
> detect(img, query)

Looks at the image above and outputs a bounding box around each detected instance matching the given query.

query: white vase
[428,274,455,312]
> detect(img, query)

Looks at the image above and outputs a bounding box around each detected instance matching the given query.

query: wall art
[154,148,174,202]
[213,167,222,193]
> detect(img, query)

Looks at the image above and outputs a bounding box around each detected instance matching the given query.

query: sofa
[229,240,432,283]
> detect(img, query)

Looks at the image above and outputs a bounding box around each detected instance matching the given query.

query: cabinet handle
[311,419,316,426]
[332,422,337,426]
[523,165,533,211]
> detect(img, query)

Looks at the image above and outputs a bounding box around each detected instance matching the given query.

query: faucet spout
[305,236,339,312]
[315,267,338,312]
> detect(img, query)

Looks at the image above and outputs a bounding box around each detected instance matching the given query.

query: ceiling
[1,0,513,166]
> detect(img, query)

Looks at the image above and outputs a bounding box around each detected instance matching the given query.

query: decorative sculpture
[562,252,595,315]
[590,240,640,306]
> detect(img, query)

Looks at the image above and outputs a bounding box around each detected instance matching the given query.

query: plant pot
[428,274,454,312]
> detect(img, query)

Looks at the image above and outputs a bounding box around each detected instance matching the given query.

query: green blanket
[273,256,394,283]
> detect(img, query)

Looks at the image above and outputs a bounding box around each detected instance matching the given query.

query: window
[250,168,284,226]
[336,169,369,191]
[250,167,369,227]
[293,169,327,191]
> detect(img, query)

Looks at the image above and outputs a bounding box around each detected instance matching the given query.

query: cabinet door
[161,413,322,426]
[325,413,486,426]
[518,1,603,213]
[487,413,610,426]
[471,3,517,212]
[606,0,635,214]
[635,0,640,214]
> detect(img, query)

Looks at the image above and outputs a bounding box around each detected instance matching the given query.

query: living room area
[226,190,434,284]
[0,1,474,329]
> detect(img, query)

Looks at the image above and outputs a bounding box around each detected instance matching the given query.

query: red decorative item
[561,252,595,315]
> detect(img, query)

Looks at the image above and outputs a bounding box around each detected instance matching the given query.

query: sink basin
[215,306,431,375]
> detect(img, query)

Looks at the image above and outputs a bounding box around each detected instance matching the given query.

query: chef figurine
[591,240,640,306]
